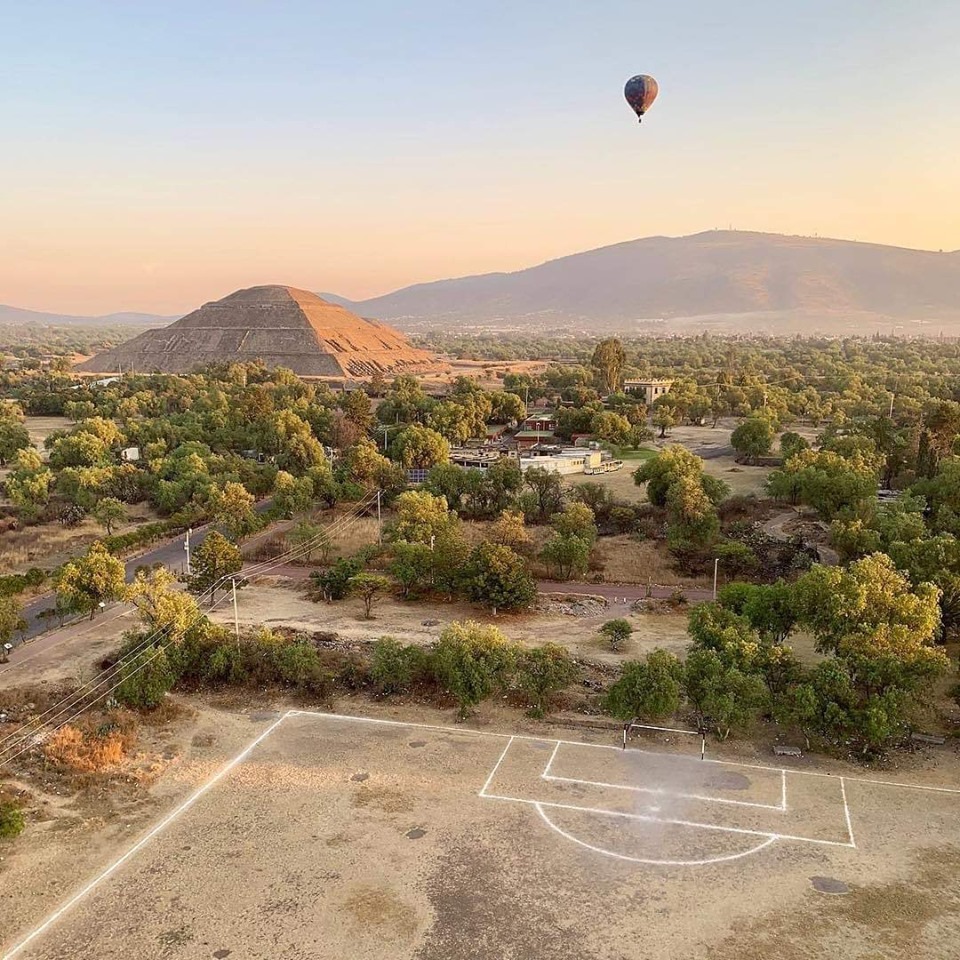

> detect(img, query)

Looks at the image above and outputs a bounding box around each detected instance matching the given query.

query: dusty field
[211,581,693,666]
[0,503,161,575]
[4,709,960,960]
[22,416,73,451]
[580,419,822,503]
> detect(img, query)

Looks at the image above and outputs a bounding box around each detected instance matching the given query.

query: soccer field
[5,711,960,960]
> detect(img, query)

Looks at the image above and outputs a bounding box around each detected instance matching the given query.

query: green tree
[540,533,591,581]
[551,502,598,545]
[0,418,30,466]
[522,466,565,522]
[392,424,451,470]
[211,481,257,540]
[605,650,685,721]
[652,405,676,438]
[517,643,578,717]
[189,531,243,604]
[464,542,536,612]
[91,496,127,536]
[115,637,177,709]
[392,490,457,545]
[590,411,631,446]
[683,649,768,740]
[349,573,391,619]
[599,618,632,652]
[590,338,627,393]
[389,541,435,599]
[634,446,727,507]
[126,568,201,644]
[434,620,519,719]
[731,416,776,460]
[0,596,26,650]
[57,542,126,619]
[779,431,809,460]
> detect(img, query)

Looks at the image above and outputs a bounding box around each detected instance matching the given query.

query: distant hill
[333,231,960,335]
[0,304,174,327]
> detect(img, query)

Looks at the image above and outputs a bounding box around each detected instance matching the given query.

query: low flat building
[623,378,673,404]
[519,449,602,476]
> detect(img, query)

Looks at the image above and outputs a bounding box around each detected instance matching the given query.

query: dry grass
[42,712,138,774]
[591,535,710,587]
[0,503,161,574]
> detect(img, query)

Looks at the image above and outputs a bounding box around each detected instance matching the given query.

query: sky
[1,0,959,316]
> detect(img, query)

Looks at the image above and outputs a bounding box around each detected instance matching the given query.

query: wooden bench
[773,745,802,757]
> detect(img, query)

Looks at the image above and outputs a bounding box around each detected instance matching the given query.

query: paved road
[16,501,274,644]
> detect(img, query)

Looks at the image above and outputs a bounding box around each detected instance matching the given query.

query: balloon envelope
[624,75,659,121]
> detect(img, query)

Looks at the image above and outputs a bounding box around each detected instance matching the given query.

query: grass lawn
[608,445,658,461]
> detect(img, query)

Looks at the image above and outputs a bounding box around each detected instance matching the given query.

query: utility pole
[231,578,240,647]
[713,558,719,600]
[184,528,192,576]
[376,489,382,544]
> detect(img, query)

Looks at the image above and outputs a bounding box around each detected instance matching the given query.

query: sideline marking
[535,803,779,867]
[840,777,857,849]
[1,712,291,960]
[479,737,515,797]
[292,711,960,795]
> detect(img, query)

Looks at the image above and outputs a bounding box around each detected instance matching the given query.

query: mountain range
[6,231,960,337]
[329,231,960,335]
[0,304,174,327]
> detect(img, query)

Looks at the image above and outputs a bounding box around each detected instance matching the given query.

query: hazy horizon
[2,1,959,315]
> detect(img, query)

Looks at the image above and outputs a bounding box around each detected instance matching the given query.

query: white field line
[1,712,291,960]
[535,803,778,867]
[292,710,960,796]
[840,777,857,849]
[542,772,786,811]
[541,741,561,779]
[479,737,515,797]
[483,791,857,849]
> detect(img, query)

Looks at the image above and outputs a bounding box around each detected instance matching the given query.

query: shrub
[0,801,25,839]
[516,643,578,718]
[114,642,177,709]
[599,618,632,652]
[433,621,519,719]
[370,637,428,695]
[605,651,685,721]
[272,640,331,693]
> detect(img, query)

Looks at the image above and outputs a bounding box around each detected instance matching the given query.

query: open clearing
[5,710,960,960]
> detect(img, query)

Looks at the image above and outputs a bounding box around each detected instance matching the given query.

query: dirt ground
[581,419,822,503]
[22,416,73,451]
[3,705,959,960]
[210,580,693,666]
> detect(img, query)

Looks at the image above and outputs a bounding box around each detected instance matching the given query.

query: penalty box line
[291,710,960,798]
[482,738,851,849]
[541,741,788,812]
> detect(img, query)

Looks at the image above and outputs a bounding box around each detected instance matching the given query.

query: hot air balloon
[624,74,658,123]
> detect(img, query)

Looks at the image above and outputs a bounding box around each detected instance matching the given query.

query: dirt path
[762,508,839,565]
